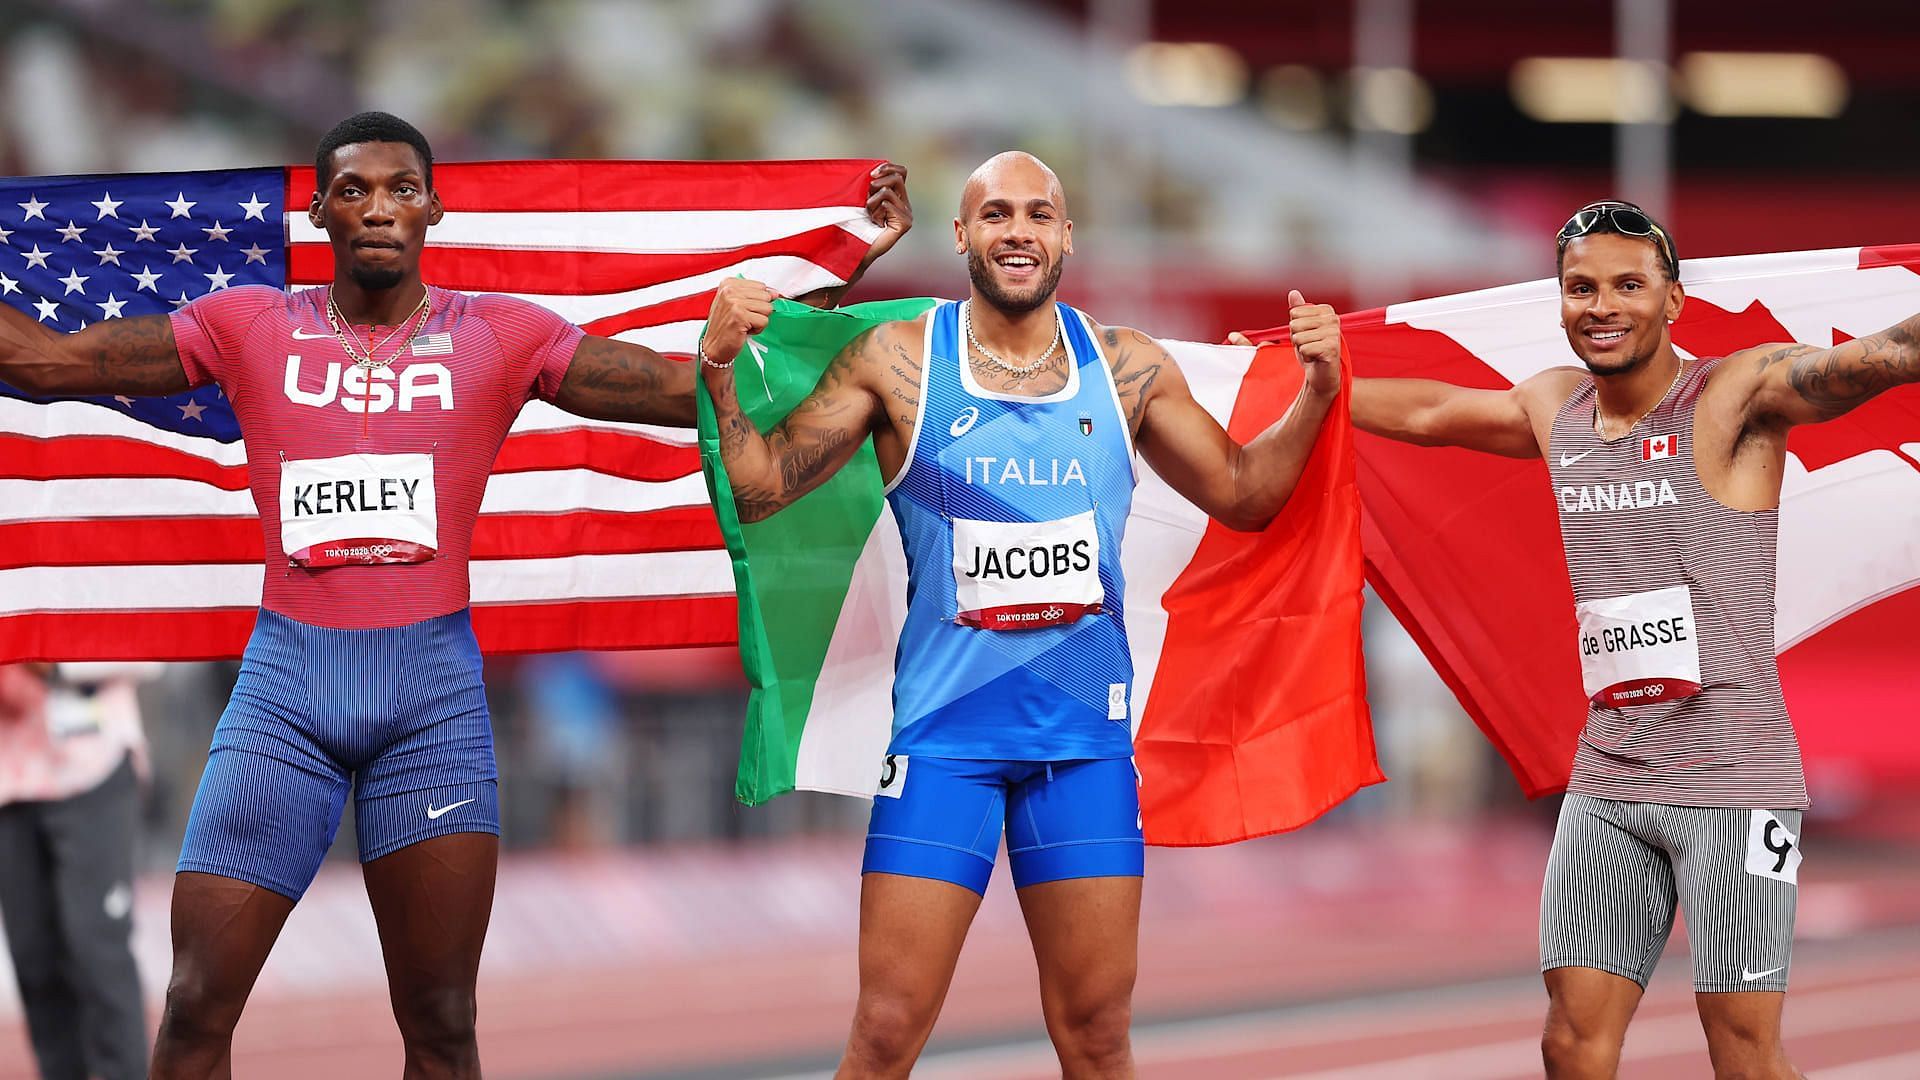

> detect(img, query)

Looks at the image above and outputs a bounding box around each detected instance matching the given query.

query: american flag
[1,161,884,661]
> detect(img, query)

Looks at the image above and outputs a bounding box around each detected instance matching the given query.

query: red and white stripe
[0,161,883,661]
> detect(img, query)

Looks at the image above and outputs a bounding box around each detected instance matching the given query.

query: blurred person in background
[0,109,911,1076]
[1340,200,1920,1079]
[0,661,159,1080]
[699,151,1340,1079]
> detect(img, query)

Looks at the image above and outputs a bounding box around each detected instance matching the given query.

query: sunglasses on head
[1557,203,1677,276]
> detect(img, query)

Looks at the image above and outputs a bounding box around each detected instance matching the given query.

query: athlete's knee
[1541,1013,1624,1078]
[843,991,937,1073]
[393,984,479,1056]
[1050,994,1133,1074]
[156,965,245,1044]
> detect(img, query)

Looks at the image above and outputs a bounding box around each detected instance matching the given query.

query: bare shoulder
[1091,323,1181,428]
[840,314,930,387]
[1513,366,1587,414]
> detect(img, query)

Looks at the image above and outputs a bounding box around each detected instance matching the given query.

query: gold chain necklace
[1595,362,1683,441]
[963,301,1061,379]
[326,286,432,371]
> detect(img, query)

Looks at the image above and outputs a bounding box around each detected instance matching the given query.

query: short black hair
[314,111,434,190]
[1555,199,1678,280]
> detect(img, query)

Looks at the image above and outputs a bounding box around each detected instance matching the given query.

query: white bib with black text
[952,510,1102,630]
[279,452,438,567]
[1576,584,1703,707]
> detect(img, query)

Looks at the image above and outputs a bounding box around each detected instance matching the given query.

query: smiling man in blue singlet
[698,152,1343,1078]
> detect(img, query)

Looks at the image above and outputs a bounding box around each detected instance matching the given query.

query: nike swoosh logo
[291,329,331,340]
[1559,448,1600,468]
[425,798,476,820]
[1741,965,1785,982]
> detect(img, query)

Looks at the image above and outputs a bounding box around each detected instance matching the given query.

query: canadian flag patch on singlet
[279,453,438,567]
[1575,584,1703,707]
[952,510,1103,630]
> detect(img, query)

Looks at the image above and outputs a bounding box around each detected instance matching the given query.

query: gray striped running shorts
[1540,793,1801,993]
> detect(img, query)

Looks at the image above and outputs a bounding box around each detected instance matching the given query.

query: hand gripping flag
[698,300,1379,846]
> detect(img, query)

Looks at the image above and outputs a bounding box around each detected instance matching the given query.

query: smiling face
[308,140,443,293]
[1558,232,1685,376]
[954,153,1072,316]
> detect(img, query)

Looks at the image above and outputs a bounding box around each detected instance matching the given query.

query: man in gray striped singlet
[1345,201,1920,1079]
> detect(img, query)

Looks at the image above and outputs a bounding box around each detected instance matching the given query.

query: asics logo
[426,798,475,820]
[950,406,980,438]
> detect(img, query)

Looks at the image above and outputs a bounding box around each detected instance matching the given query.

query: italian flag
[697,299,1378,846]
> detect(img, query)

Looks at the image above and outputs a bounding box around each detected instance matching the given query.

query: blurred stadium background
[4,0,1920,1076]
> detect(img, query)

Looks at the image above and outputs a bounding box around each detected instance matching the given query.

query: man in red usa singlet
[1340,202,1920,1079]
[0,111,912,1076]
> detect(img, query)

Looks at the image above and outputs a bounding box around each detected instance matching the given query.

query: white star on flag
[0,222,11,244]
[113,396,135,407]
[97,294,127,319]
[17,196,47,221]
[202,221,232,243]
[22,245,51,270]
[130,266,162,292]
[58,268,89,295]
[91,192,123,219]
[170,292,191,309]
[205,266,234,290]
[165,193,196,218]
[238,194,269,221]
[177,400,208,421]
[168,243,197,263]
[94,243,123,266]
[0,273,16,296]
[241,243,270,265]
[129,220,159,242]
[32,297,59,322]
[55,221,87,243]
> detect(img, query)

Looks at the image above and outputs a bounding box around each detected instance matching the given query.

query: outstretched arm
[1742,313,1920,428]
[553,163,914,427]
[698,278,887,523]
[1350,377,1543,458]
[0,304,188,396]
[1123,293,1341,532]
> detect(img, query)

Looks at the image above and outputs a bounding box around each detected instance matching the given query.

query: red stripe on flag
[492,428,698,481]
[288,160,883,214]
[470,595,738,654]
[1,435,248,489]
[577,294,713,339]
[0,508,722,569]
[1,596,736,661]
[1135,343,1378,845]
[287,225,869,294]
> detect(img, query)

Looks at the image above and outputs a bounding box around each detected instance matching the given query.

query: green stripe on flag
[697,297,939,804]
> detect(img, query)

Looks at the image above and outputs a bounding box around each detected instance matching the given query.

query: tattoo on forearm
[76,316,183,394]
[562,336,673,420]
[1787,318,1920,417]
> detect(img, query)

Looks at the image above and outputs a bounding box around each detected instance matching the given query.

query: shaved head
[958,152,1066,220]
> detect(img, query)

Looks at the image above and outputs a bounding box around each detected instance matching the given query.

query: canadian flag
[1643,433,1677,460]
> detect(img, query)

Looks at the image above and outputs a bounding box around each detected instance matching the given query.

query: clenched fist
[1288,289,1342,398]
[702,278,778,366]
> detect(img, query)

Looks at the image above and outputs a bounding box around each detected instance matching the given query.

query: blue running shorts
[862,755,1143,895]
[177,608,498,900]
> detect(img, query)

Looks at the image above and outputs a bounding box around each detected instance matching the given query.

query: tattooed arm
[553,336,699,426]
[698,278,891,523]
[1740,315,1920,428]
[0,304,188,396]
[1108,294,1342,531]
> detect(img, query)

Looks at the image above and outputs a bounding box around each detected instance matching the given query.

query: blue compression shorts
[862,755,1143,895]
[177,608,498,900]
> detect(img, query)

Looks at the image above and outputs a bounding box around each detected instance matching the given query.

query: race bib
[279,453,437,567]
[1576,584,1702,707]
[952,511,1102,630]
